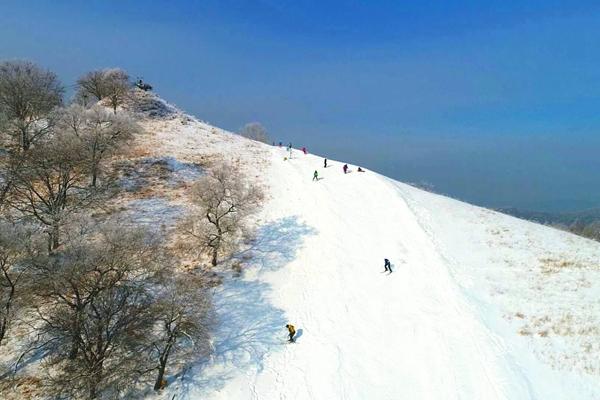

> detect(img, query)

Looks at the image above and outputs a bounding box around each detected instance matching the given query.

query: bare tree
[104,69,130,114]
[181,162,263,266]
[0,61,63,151]
[76,69,130,114]
[239,122,269,143]
[150,273,214,391]
[60,105,139,187]
[6,134,90,251]
[0,220,42,347]
[33,225,160,399]
[76,70,107,102]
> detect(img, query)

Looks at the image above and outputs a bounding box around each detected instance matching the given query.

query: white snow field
[131,96,600,400]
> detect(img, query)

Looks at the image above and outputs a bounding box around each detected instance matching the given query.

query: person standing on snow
[302,147,307,155]
[343,164,349,174]
[324,158,328,168]
[313,170,319,181]
[286,324,296,342]
[384,258,392,273]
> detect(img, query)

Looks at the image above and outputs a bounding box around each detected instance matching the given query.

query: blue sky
[2,1,600,211]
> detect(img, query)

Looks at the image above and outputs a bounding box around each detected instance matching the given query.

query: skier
[302,147,307,155]
[324,158,328,168]
[279,141,282,147]
[343,164,349,174]
[285,324,296,342]
[384,258,392,273]
[313,170,319,181]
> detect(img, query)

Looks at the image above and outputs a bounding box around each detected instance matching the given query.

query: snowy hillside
[128,94,600,400]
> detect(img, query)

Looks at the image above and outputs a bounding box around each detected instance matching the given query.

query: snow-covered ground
[127,96,600,400]
[5,92,593,399]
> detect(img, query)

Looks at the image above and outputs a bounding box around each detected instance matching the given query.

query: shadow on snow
[175,216,317,398]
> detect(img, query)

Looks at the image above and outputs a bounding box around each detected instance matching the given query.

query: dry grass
[539,256,587,274]
[0,375,43,400]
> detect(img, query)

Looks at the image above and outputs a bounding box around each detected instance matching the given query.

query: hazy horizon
[2,1,600,212]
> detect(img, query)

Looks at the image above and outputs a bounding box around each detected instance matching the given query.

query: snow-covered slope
[133,96,600,400]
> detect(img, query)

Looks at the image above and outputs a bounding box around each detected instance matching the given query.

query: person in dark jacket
[384,258,392,273]
[313,170,319,181]
[286,324,296,342]
[324,158,328,168]
[343,164,348,174]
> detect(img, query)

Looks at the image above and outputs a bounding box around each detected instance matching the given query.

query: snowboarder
[302,147,307,155]
[324,158,328,168]
[343,164,349,174]
[279,141,282,147]
[384,258,392,273]
[313,170,319,181]
[357,167,365,172]
[286,324,296,342]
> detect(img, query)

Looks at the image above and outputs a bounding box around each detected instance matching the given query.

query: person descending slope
[324,158,328,168]
[285,324,296,342]
[343,164,349,174]
[313,170,319,181]
[302,147,307,155]
[384,258,392,273]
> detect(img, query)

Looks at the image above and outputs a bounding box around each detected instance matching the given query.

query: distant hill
[499,207,600,242]
[498,207,600,226]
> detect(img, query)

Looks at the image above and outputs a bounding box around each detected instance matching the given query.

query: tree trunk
[91,167,98,187]
[68,313,81,359]
[0,179,12,206]
[50,222,60,251]
[211,247,218,266]
[153,360,167,391]
[68,339,79,359]
[88,362,103,399]
[20,128,30,152]
[0,316,7,347]
[0,281,15,347]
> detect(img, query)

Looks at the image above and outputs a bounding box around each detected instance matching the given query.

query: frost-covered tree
[0,220,42,347]
[76,70,107,102]
[60,105,138,186]
[7,134,90,251]
[150,273,213,391]
[33,226,159,399]
[77,68,130,113]
[239,122,269,143]
[0,60,63,151]
[181,162,263,266]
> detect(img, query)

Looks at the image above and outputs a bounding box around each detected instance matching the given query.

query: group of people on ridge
[313,159,365,181]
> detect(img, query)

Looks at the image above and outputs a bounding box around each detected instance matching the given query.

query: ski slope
[133,97,600,400]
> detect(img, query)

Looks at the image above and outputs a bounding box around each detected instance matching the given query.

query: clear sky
[2,1,600,211]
